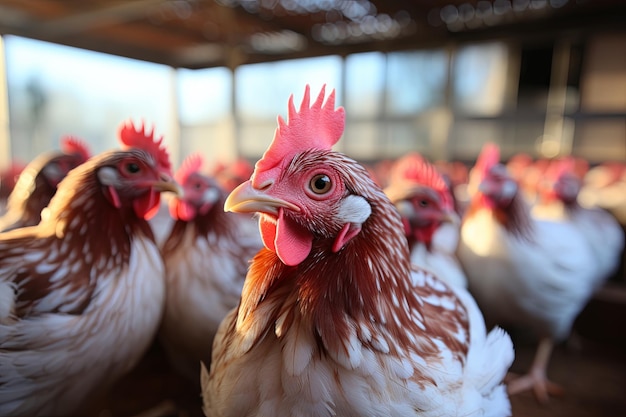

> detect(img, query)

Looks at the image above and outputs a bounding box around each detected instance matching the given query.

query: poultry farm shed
[0,1,625,416]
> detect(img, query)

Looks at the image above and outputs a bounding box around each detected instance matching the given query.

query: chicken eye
[125,162,141,174]
[418,199,429,207]
[309,174,332,194]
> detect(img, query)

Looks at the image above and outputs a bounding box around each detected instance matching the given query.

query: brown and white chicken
[159,153,262,382]
[202,85,514,417]
[0,120,179,416]
[385,153,467,289]
[0,137,91,232]
[457,143,599,403]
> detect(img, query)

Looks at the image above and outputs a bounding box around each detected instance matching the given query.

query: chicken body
[459,207,596,338]
[159,156,262,381]
[202,86,513,417]
[407,222,467,289]
[457,146,598,402]
[532,160,624,289]
[0,146,177,416]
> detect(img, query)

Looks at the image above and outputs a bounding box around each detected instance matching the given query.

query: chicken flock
[0,85,623,417]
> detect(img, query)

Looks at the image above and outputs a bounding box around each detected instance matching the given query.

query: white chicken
[532,157,624,290]
[457,143,599,403]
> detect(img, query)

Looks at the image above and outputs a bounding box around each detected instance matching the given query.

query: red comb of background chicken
[60,136,91,161]
[389,153,426,184]
[175,153,203,185]
[390,152,453,210]
[118,120,172,176]
[252,85,344,186]
[546,157,575,181]
[474,142,501,179]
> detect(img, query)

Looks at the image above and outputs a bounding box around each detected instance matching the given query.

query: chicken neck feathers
[206,151,513,417]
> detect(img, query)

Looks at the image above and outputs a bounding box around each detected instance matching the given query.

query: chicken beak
[440,209,460,225]
[224,180,299,214]
[151,174,183,196]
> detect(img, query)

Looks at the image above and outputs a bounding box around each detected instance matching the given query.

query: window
[4,36,175,162]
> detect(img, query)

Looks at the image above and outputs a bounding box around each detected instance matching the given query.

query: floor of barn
[94,283,626,417]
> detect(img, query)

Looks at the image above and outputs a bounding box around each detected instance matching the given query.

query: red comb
[118,120,172,176]
[546,157,575,181]
[474,142,501,179]
[253,85,345,182]
[390,153,426,183]
[391,153,453,209]
[60,136,91,161]
[231,158,254,179]
[175,153,204,185]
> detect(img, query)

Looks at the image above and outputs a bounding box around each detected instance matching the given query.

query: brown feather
[232,152,470,376]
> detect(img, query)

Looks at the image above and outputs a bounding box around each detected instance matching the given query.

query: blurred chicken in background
[159,153,262,383]
[457,143,601,403]
[385,153,467,289]
[533,157,624,290]
[0,137,91,232]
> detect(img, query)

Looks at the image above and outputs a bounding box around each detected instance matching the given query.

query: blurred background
[0,1,624,416]
[0,0,624,169]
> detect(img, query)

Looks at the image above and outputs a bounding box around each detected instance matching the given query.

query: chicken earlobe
[332,194,372,252]
[98,167,123,208]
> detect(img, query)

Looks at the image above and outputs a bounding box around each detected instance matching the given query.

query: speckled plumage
[159,158,262,381]
[202,86,513,417]
[0,147,175,416]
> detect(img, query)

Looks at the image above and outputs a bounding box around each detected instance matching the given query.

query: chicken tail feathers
[472,327,514,395]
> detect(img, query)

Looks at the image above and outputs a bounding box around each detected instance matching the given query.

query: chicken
[202,85,514,417]
[0,120,179,416]
[384,153,467,288]
[0,137,91,232]
[532,157,624,290]
[456,143,599,403]
[158,153,262,382]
